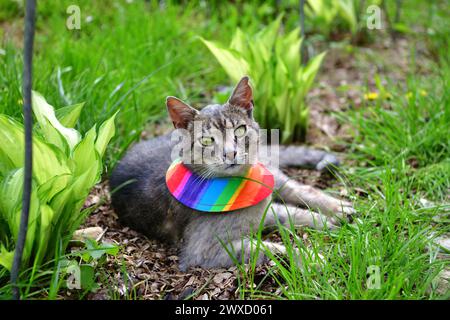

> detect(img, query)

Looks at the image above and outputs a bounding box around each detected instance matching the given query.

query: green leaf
[37,174,71,204]
[32,91,81,150]
[200,38,249,83]
[34,204,55,266]
[56,102,85,128]
[0,169,24,225]
[230,28,246,54]
[0,115,72,185]
[300,51,327,95]
[79,264,96,290]
[338,0,358,34]
[276,28,301,73]
[255,15,283,51]
[84,238,119,261]
[95,111,118,157]
[0,245,14,271]
[37,115,71,155]
[73,126,98,177]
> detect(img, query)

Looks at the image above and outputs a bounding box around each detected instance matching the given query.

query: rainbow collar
[165,159,274,212]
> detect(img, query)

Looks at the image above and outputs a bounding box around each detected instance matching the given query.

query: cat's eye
[200,136,214,146]
[234,125,247,137]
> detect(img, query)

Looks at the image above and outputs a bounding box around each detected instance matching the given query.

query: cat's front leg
[271,168,354,220]
[179,237,285,270]
[264,202,339,230]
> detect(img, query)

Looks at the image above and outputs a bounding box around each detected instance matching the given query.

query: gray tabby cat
[110,76,354,271]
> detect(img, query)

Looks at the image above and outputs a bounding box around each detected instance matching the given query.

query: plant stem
[10,0,36,300]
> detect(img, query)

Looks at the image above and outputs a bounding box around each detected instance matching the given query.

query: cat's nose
[225,150,237,161]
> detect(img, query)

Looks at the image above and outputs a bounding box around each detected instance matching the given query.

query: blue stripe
[191,178,212,207]
[194,178,229,210]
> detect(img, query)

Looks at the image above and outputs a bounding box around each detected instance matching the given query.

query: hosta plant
[0,92,116,275]
[201,16,326,142]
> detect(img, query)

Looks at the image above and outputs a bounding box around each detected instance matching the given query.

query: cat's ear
[228,76,253,111]
[166,96,198,129]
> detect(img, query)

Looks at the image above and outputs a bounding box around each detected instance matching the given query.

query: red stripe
[166,163,189,193]
[253,171,274,204]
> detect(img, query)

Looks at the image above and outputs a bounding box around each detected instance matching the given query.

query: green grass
[238,169,448,299]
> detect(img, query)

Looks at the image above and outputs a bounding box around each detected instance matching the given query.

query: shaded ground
[77,34,440,300]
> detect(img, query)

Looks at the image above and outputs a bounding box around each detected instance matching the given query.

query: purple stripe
[178,173,207,204]
[173,171,192,197]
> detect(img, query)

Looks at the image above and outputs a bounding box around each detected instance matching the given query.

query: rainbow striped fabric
[166,159,274,212]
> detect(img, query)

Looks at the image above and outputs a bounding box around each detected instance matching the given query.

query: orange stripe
[222,178,248,211]
[228,166,263,211]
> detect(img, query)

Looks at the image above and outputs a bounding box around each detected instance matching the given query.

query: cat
[110,76,354,271]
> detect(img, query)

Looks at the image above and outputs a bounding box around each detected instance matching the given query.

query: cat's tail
[277,145,340,171]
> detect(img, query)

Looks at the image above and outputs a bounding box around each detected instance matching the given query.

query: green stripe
[212,178,244,211]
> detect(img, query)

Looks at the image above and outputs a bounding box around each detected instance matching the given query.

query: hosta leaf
[32,91,81,150]
[37,174,71,204]
[0,169,23,229]
[34,204,55,266]
[274,91,289,123]
[255,15,283,51]
[23,184,41,265]
[0,245,14,271]
[0,148,15,178]
[95,111,118,157]
[274,54,289,97]
[338,0,357,34]
[307,0,325,14]
[201,38,249,83]
[0,115,71,185]
[56,102,85,128]
[74,126,98,177]
[71,160,102,201]
[0,177,40,268]
[248,42,266,76]
[230,28,246,54]
[276,28,301,73]
[37,115,71,155]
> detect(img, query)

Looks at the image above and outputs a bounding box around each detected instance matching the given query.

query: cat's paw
[312,213,341,230]
[330,200,355,223]
[315,153,340,171]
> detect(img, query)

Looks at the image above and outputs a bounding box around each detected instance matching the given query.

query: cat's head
[166,76,260,178]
